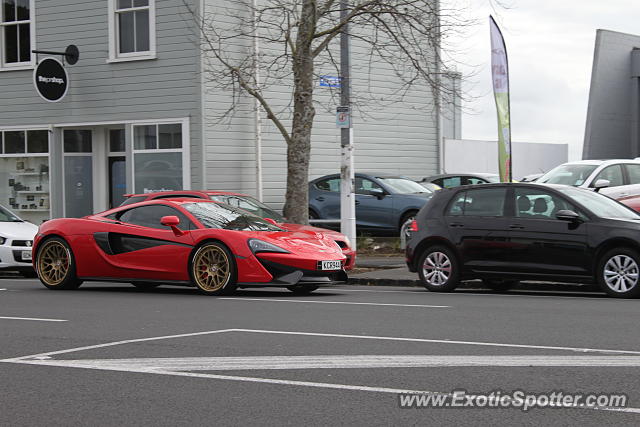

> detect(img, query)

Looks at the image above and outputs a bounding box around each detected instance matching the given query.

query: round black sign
[33,58,68,102]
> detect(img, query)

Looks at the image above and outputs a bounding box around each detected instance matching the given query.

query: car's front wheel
[598,248,640,298]
[189,242,237,295]
[36,237,82,290]
[417,245,460,292]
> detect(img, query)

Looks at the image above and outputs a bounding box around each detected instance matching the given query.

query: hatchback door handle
[509,224,524,229]
[449,222,464,228]
[316,197,325,202]
[355,200,361,205]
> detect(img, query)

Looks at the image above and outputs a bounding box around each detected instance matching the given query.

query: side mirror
[555,210,581,222]
[160,215,185,236]
[592,179,610,192]
[263,218,278,225]
[369,188,386,199]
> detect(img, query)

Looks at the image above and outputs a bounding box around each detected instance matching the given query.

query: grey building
[583,29,640,160]
[0,0,445,224]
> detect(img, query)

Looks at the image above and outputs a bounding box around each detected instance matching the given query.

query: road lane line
[21,355,640,371]
[219,297,449,308]
[0,316,67,322]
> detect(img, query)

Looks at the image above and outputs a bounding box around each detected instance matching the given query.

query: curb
[348,277,601,293]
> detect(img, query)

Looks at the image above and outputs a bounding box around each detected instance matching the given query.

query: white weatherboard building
[0,1,445,223]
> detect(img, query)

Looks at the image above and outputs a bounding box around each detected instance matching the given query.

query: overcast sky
[446,0,639,161]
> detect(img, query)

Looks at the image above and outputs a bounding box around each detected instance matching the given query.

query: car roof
[559,159,640,166]
[312,172,411,181]
[424,172,499,180]
[124,190,252,199]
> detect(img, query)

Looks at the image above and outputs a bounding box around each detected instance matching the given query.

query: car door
[507,187,589,277]
[619,163,640,199]
[100,204,196,281]
[444,186,510,272]
[310,176,341,218]
[354,177,394,230]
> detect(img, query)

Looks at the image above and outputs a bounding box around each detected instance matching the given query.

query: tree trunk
[282,0,316,224]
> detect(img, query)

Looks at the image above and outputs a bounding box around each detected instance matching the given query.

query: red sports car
[120,190,356,270]
[33,199,347,295]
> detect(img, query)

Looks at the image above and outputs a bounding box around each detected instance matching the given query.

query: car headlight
[0,237,5,245]
[248,239,290,254]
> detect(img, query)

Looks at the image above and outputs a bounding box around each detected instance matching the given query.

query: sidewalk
[350,256,601,292]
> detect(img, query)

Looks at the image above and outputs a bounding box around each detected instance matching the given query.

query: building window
[0,129,50,224]
[0,0,35,69]
[133,123,184,193]
[109,0,156,62]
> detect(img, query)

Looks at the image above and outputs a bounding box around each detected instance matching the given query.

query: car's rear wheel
[482,279,518,292]
[597,248,640,298]
[399,210,418,236]
[417,245,460,292]
[36,237,82,290]
[286,285,319,295]
[308,209,319,220]
[190,242,237,295]
[132,282,160,290]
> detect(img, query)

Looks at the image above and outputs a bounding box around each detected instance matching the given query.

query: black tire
[20,270,38,278]
[417,245,460,292]
[308,209,319,220]
[35,237,82,290]
[132,282,160,290]
[597,247,640,298]
[399,210,418,235]
[189,241,237,296]
[286,285,319,295]
[482,279,518,292]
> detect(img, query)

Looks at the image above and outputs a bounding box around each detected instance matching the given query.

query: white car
[536,159,640,200]
[0,205,38,277]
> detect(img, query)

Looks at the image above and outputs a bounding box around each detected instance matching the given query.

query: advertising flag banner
[489,16,512,182]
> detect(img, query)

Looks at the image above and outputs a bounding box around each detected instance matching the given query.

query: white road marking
[0,288,7,291]
[328,288,608,299]
[219,297,449,308]
[0,316,67,322]
[20,355,640,371]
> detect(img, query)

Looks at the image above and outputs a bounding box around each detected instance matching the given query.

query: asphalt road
[2,279,640,426]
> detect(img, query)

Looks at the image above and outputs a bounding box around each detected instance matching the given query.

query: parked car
[406,182,640,298]
[536,159,640,200]
[309,173,433,235]
[34,199,348,296]
[420,173,501,188]
[0,205,38,277]
[121,190,356,269]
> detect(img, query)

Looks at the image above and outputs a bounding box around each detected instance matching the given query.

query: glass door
[108,128,127,208]
[63,130,93,217]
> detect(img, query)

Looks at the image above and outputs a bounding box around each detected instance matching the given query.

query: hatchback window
[355,178,384,195]
[593,165,624,187]
[315,178,340,192]
[626,164,640,184]
[441,177,462,188]
[447,188,506,217]
[514,188,585,220]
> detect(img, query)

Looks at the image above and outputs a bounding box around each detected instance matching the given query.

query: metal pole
[339,0,356,250]
[252,0,263,201]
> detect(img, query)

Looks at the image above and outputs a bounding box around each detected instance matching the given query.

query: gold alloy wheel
[192,244,231,292]
[37,240,71,286]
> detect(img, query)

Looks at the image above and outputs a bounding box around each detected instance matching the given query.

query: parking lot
[2,279,640,425]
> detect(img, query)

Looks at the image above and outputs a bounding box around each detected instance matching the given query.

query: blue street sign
[320,76,341,88]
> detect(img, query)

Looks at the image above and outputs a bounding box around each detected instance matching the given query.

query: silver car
[536,159,640,199]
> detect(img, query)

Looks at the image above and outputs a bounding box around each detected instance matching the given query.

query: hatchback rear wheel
[417,245,460,292]
[598,248,640,298]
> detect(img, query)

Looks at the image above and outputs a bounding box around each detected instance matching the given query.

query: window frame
[107,0,156,63]
[0,0,36,71]
[592,164,624,188]
[115,203,195,230]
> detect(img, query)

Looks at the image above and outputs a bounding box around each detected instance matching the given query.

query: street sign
[320,76,341,88]
[33,58,68,102]
[336,106,350,128]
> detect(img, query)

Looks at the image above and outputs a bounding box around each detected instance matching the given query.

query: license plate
[320,260,342,271]
[22,251,32,261]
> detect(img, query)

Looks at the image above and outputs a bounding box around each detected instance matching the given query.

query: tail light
[409,220,419,232]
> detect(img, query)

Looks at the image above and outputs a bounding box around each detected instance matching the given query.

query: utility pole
[339,0,356,250]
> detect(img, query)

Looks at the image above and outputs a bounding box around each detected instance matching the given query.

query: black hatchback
[405,183,640,298]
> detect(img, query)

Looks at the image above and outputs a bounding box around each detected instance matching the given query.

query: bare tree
[189,0,472,224]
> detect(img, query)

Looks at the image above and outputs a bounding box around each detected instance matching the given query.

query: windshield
[538,164,598,186]
[0,205,22,222]
[209,195,285,222]
[184,202,283,231]
[556,187,640,221]
[484,175,501,183]
[378,177,432,194]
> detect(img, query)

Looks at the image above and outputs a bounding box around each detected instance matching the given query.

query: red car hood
[243,229,344,258]
[279,223,347,241]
